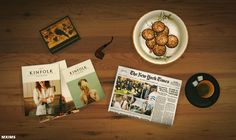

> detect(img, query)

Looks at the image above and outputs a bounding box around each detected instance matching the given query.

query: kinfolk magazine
[22,60,80,123]
[62,59,105,109]
[22,63,63,122]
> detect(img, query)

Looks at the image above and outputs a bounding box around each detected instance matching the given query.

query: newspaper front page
[108,66,182,126]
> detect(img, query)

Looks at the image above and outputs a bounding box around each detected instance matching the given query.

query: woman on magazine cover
[78,79,100,105]
[33,81,55,116]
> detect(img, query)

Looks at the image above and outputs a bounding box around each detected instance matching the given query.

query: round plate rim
[132,10,189,65]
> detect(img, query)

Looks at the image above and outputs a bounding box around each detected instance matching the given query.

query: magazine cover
[108,66,182,126]
[63,59,105,109]
[21,63,63,122]
[40,16,80,53]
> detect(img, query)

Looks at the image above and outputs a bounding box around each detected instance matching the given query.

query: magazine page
[108,66,182,125]
[21,63,63,122]
[53,60,79,116]
[54,60,73,102]
[62,59,105,109]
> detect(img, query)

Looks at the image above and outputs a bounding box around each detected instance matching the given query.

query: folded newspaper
[108,66,182,126]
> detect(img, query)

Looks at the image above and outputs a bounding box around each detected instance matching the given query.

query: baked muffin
[152,21,165,33]
[142,29,155,40]
[145,38,156,49]
[155,33,168,46]
[166,35,179,48]
[153,45,166,56]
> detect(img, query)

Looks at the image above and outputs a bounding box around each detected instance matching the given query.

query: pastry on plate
[166,35,179,48]
[153,45,166,56]
[152,21,165,33]
[142,28,155,40]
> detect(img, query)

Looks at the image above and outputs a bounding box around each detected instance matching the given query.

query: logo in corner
[1,135,16,140]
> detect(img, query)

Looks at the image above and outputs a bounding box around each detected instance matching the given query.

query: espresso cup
[196,80,215,98]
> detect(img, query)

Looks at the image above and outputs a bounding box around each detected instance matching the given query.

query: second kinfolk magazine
[63,59,105,109]
[108,66,182,126]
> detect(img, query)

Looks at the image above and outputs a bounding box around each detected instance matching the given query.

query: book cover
[40,16,80,53]
[63,59,105,109]
[21,63,63,121]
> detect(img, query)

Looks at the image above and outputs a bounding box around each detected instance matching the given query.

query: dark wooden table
[0,0,236,139]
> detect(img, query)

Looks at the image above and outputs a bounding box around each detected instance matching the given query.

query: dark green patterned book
[40,16,80,53]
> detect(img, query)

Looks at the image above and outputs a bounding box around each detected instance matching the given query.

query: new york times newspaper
[108,66,182,126]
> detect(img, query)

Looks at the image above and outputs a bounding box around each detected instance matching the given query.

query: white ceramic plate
[133,10,188,64]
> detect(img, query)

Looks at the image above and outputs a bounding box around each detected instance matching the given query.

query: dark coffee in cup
[196,80,215,98]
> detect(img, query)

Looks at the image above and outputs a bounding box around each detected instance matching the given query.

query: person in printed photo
[126,80,133,91]
[78,79,100,105]
[141,85,158,116]
[115,78,122,91]
[148,85,158,102]
[121,95,129,110]
[142,101,153,116]
[111,94,122,109]
[141,101,148,113]
[141,84,151,99]
[33,81,54,116]
[135,87,143,98]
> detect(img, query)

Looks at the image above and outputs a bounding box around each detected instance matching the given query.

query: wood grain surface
[0,0,236,140]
